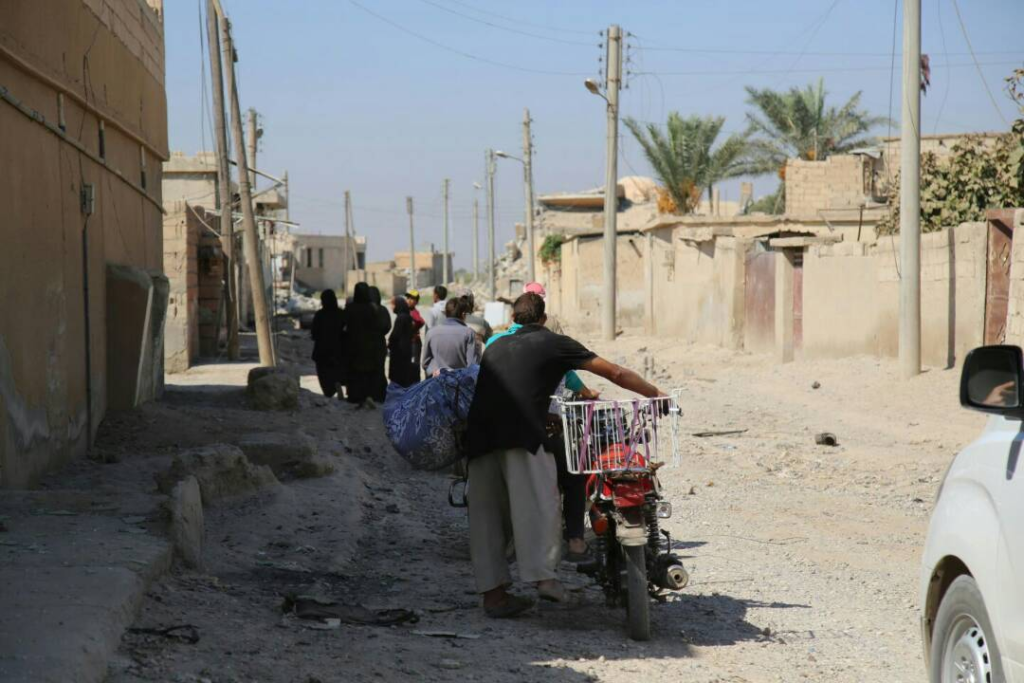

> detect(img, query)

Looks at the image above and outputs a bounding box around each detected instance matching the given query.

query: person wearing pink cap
[523,281,546,298]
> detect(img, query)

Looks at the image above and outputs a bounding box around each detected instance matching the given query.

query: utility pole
[343,190,352,294]
[406,196,417,291]
[239,106,259,329]
[522,107,536,284]
[601,24,622,342]
[899,0,921,378]
[205,0,238,359]
[442,178,450,284]
[219,11,275,366]
[486,149,496,301]
[472,192,480,281]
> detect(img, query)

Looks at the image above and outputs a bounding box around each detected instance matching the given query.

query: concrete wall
[1001,211,1024,347]
[554,234,646,332]
[786,155,871,216]
[802,223,988,366]
[163,203,200,373]
[0,0,167,488]
[647,230,746,348]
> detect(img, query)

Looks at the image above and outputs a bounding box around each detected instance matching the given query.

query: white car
[921,345,1024,682]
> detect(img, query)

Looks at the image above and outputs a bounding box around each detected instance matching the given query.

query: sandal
[563,542,593,564]
[484,593,534,618]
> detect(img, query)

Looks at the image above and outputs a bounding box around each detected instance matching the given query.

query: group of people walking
[314,279,665,620]
[310,283,482,408]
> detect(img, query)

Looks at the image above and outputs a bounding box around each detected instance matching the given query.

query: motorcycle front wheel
[624,545,651,641]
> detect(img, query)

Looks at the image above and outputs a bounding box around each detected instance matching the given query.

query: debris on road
[692,429,748,438]
[126,624,200,644]
[814,432,839,447]
[282,594,419,627]
[413,630,482,640]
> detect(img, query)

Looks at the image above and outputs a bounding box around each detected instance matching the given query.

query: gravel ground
[103,329,985,683]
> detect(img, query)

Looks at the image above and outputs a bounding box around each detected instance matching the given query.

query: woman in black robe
[368,286,392,402]
[345,282,381,408]
[388,297,417,388]
[310,289,346,398]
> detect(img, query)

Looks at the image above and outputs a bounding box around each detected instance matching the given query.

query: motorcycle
[556,393,688,641]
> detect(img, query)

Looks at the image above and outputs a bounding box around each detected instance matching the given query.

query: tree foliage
[876,133,1024,235]
[744,78,888,175]
[878,69,1024,235]
[623,113,750,214]
[539,234,566,265]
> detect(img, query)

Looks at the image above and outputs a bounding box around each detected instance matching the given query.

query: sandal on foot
[564,543,593,563]
[484,594,534,618]
[537,582,570,603]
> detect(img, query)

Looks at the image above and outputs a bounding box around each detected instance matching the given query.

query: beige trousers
[468,446,561,593]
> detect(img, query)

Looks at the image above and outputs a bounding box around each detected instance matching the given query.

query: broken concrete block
[247,367,300,411]
[236,432,333,479]
[156,444,278,505]
[288,452,336,479]
[169,476,204,569]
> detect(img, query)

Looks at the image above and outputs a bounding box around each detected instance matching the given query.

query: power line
[950,0,1009,125]
[639,45,1022,57]
[634,60,1020,77]
[415,0,594,46]
[347,0,590,76]
[933,0,952,134]
[434,0,595,36]
[771,0,843,87]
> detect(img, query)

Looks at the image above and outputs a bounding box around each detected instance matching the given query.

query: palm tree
[744,78,887,176]
[624,113,750,214]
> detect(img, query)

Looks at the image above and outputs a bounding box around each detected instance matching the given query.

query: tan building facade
[1,0,168,487]
[293,233,365,292]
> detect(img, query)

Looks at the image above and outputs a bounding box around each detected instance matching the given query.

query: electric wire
[633,60,1020,78]
[415,0,594,46]
[347,0,591,76]
[933,0,953,134]
[885,0,901,279]
[950,0,1009,125]
[433,0,595,36]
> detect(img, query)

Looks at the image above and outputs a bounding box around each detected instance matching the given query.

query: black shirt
[465,324,596,458]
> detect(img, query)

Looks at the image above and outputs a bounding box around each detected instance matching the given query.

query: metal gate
[744,249,776,352]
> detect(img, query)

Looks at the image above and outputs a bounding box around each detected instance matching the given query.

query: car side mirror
[960,345,1024,416]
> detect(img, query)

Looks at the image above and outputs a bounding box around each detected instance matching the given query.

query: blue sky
[164,0,1024,268]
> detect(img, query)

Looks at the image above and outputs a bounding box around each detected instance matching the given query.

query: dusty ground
[98,328,984,683]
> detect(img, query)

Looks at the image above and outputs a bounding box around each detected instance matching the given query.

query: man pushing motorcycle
[464,292,666,618]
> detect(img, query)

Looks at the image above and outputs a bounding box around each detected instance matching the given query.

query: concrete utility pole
[899,0,921,378]
[486,149,496,301]
[406,196,417,291]
[343,190,352,294]
[219,11,275,366]
[522,108,536,284]
[239,106,260,329]
[601,24,622,341]
[442,178,450,284]
[472,191,480,281]
[205,0,238,359]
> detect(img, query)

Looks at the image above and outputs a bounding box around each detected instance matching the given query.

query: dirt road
[105,331,984,683]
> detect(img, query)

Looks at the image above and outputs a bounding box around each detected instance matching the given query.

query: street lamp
[584,78,605,99]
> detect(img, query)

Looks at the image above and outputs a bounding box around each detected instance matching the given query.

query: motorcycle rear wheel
[624,545,651,641]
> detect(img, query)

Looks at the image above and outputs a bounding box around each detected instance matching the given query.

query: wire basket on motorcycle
[553,392,681,475]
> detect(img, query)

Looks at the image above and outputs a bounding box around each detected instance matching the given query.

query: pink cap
[523,281,546,298]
